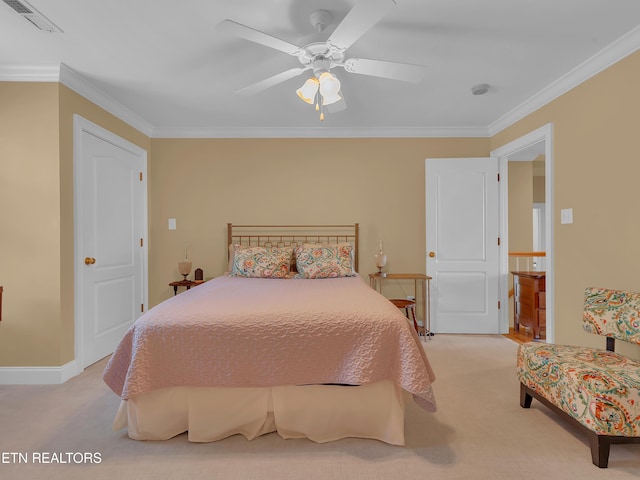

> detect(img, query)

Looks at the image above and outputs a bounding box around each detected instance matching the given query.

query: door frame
[73,115,148,374]
[491,123,554,342]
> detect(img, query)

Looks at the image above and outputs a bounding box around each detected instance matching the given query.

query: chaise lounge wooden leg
[589,432,610,468]
[519,383,533,408]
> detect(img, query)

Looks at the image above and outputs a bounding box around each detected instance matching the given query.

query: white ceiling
[1,0,640,138]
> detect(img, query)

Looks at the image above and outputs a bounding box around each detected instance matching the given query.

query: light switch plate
[560,208,573,224]
[168,218,177,230]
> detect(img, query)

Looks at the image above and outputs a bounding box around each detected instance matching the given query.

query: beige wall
[0,83,62,365]
[532,176,545,203]
[148,138,490,307]
[532,155,546,204]
[508,162,534,254]
[0,82,150,367]
[492,49,640,359]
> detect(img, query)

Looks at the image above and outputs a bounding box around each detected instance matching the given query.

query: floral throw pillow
[231,245,293,278]
[294,245,356,279]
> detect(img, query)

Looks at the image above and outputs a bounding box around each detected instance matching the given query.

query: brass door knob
[84,257,96,265]
[428,251,435,258]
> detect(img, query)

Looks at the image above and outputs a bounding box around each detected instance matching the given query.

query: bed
[103,224,437,445]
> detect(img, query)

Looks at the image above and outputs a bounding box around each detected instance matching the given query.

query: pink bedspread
[103,275,437,412]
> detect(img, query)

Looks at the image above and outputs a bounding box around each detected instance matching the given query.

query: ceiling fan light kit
[294,72,342,121]
[216,0,428,121]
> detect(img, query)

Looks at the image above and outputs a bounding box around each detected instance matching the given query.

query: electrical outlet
[168,218,177,230]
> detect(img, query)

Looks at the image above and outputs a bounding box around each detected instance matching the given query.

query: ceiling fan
[216,0,428,120]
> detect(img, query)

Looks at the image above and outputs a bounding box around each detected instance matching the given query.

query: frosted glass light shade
[374,251,387,276]
[318,72,341,97]
[322,91,342,105]
[296,77,319,104]
[374,252,387,269]
[178,261,192,280]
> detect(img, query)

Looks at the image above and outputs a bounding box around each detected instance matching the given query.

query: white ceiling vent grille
[3,0,62,33]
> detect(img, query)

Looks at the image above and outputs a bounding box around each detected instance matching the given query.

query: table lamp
[374,237,387,277]
[178,248,191,281]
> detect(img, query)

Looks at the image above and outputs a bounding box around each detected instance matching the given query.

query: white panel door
[77,128,145,367]
[425,158,500,334]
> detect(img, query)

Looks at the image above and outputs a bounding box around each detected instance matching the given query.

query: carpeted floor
[0,334,637,479]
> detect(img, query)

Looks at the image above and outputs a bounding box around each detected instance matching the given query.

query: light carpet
[0,334,638,479]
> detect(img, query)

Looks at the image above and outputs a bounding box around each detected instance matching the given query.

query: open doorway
[491,124,554,344]
[505,141,546,341]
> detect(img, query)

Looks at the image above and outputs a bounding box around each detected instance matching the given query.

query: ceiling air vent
[3,0,62,32]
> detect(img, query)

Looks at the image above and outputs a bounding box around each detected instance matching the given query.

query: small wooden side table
[169,280,204,295]
[369,273,433,338]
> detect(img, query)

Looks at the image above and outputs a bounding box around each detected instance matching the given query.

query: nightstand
[369,273,432,338]
[169,279,204,295]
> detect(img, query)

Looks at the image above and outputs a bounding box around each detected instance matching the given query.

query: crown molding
[151,125,490,139]
[0,63,154,137]
[0,64,60,81]
[59,63,154,137]
[489,24,640,137]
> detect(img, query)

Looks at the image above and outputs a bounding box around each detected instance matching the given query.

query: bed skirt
[112,380,405,445]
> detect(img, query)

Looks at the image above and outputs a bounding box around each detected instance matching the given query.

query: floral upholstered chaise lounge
[517,287,640,468]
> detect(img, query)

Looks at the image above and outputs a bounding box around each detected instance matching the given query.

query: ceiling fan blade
[327,0,396,53]
[236,67,310,96]
[216,20,306,57]
[343,58,427,83]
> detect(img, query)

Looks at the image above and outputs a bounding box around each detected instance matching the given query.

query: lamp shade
[296,77,319,104]
[318,72,341,97]
[322,91,342,105]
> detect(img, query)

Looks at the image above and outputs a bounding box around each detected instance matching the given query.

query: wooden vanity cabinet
[512,271,546,339]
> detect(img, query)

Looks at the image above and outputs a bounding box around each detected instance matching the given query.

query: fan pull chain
[312,90,324,121]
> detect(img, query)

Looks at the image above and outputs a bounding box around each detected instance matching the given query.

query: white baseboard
[0,360,79,384]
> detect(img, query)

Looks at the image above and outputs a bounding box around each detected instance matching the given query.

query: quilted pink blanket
[103,275,437,412]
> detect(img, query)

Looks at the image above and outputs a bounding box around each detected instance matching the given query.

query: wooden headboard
[227,223,359,272]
